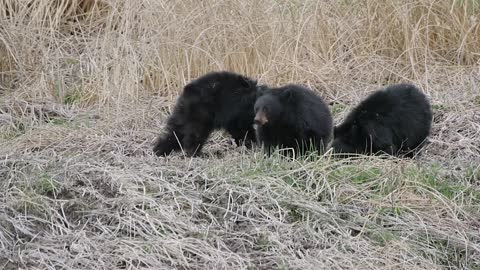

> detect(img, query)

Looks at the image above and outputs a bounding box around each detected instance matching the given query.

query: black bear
[253,84,333,157]
[331,83,433,157]
[153,71,260,157]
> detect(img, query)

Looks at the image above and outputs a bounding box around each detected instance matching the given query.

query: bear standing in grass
[153,71,260,157]
[253,84,333,157]
[331,83,432,157]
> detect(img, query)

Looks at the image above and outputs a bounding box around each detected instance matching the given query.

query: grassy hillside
[1,0,479,269]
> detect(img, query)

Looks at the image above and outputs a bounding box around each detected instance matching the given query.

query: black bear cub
[331,83,433,157]
[253,84,333,157]
[153,71,259,157]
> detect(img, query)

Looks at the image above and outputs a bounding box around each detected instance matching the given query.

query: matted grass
[1,0,480,269]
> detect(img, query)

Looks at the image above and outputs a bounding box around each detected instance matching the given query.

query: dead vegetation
[1,0,480,269]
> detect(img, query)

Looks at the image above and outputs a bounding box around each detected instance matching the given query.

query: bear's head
[332,113,377,155]
[253,93,284,130]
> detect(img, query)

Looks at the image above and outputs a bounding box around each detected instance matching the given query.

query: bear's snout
[254,111,268,127]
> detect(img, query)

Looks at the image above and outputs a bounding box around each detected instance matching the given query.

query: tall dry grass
[0,0,479,105]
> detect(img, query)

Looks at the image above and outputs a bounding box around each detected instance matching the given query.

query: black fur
[153,71,260,157]
[253,84,333,157]
[331,83,433,157]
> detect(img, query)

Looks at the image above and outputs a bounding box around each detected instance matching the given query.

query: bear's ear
[183,83,195,94]
[183,82,205,98]
[239,76,256,88]
[255,85,268,97]
[279,88,295,101]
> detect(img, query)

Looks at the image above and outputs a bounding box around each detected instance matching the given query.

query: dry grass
[1,0,480,269]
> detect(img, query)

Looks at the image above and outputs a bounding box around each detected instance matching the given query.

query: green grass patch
[330,103,347,115]
[473,95,480,106]
[48,118,69,126]
[239,153,293,176]
[35,174,61,196]
[65,57,80,65]
[64,89,83,105]
[332,165,382,184]
[331,162,404,197]
[466,166,480,182]
[431,104,447,113]
[368,230,397,246]
[409,165,480,203]
[377,206,407,217]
